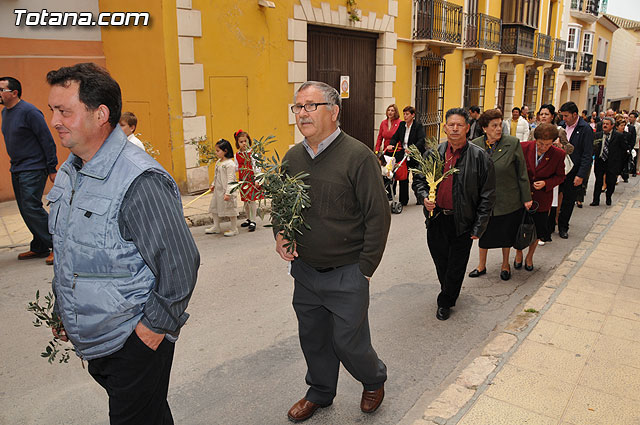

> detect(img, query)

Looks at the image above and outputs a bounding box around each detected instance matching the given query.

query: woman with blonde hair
[375,103,401,153]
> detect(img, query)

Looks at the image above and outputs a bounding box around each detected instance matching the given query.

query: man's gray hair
[294,81,341,125]
[603,117,615,126]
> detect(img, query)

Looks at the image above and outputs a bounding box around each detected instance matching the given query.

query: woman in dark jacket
[515,124,566,270]
[469,109,532,281]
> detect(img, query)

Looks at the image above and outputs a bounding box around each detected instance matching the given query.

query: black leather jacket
[412,141,496,238]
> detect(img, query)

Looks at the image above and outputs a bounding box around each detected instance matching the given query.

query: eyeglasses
[291,102,331,114]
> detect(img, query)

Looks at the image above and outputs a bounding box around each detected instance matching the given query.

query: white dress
[209,158,238,217]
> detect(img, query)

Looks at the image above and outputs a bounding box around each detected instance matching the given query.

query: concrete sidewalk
[0,191,253,250]
[412,195,640,424]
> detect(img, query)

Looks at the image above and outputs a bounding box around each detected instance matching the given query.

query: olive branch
[230,135,310,253]
[406,138,459,217]
[27,290,77,364]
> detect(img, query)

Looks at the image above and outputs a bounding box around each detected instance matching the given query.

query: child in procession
[234,130,263,232]
[206,139,239,237]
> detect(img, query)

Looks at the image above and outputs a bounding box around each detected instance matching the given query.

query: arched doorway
[559,81,569,105]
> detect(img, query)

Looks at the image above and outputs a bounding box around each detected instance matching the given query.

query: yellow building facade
[1,0,570,198]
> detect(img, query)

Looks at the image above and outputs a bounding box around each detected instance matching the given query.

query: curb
[410,199,628,425]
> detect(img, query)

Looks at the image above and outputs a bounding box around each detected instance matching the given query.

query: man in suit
[467,105,483,141]
[630,112,640,176]
[557,101,593,239]
[389,105,426,205]
[623,114,637,178]
[591,117,625,206]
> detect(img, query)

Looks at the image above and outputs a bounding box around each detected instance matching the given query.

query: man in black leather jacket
[412,108,496,321]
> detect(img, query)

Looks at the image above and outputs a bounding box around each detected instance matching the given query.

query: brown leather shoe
[45,251,54,265]
[287,398,331,422]
[18,250,50,260]
[360,385,384,413]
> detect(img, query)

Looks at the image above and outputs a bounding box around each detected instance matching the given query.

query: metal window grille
[542,69,555,105]
[415,55,446,140]
[571,80,581,91]
[463,61,486,109]
[524,68,539,110]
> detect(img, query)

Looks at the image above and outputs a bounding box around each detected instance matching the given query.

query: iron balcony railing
[579,52,593,72]
[501,24,535,57]
[564,51,593,72]
[413,0,463,44]
[463,12,501,51]
[570,0,599,16]
[535,32,552,60]
[552,38,567,63]
[595,60,607,77]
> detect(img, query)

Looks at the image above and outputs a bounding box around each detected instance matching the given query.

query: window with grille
[463,61,486,110]
[542,69,555,104]
[571,80,581,91]
[415,55,446,140]
[523,68,539,110]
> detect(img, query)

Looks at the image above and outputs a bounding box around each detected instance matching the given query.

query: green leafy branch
[230,135,311,253]
[186,136,218,166]
[407,138,459,217]
[27,290,77,364]
[138,133,160,159]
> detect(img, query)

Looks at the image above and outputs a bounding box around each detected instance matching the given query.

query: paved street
[0,178,635,425]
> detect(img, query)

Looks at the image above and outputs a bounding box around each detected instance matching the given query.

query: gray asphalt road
[1,176,634,425]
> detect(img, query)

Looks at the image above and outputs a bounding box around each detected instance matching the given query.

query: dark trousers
[426,214,474,308]
[546,207,557,236]
[88,331,175,425]
[291,260,387,405]
[576,165,591,203]
[558,171,579,232]
[393,179,409,205]
[11,170,52,253]
[592,158,617,204]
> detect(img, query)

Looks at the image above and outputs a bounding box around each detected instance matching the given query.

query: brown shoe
[45,251,54,265]
[360,385,384,413]
[18,250,50,260]
[287,398,331,422]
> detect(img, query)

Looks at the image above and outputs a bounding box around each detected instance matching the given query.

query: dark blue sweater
[1,100,58,173]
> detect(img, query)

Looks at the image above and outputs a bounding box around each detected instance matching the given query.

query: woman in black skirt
[469,109,532,281]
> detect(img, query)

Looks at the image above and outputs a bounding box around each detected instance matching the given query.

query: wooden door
[307,25,377,149]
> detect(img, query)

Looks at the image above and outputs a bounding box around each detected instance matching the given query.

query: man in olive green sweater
[276,81,390,422]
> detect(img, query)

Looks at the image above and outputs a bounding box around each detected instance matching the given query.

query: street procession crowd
[2,62,640,424]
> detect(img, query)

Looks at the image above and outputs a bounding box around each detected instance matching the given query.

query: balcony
[580,53,593,72]
[595,60,607,78]
[552,38,567,63]
[501,24,535,57]
[534,33,552,60]
[570,0,599,24]
[413,0,463,45]
[462,13,501,51]
[564,51,593,76]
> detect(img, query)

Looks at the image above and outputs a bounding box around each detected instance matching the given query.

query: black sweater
[282,131,390,276]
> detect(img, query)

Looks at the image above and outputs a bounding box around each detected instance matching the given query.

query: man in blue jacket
[1,76,57,264]
[557,101,594,239]
[46,63,199,425]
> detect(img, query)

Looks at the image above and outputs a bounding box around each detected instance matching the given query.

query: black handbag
[514,203,538,250]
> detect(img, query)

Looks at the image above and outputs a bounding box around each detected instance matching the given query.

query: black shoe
[606,198,612,206]
[500,269,511,281]
[436,307,450,321]
[623,179,629,183]
[559,230,568,239]
[576,202,583,208]
[240,219,251,228]
[248,222,256,232]
[513,260,523,270]
[589,201,599,206]
[524,262,534,271]
[468,268,486,278]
